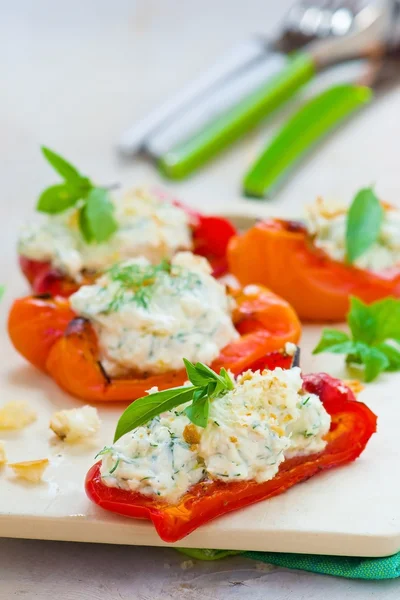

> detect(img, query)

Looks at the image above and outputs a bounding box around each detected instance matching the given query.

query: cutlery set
[119,0,400,197]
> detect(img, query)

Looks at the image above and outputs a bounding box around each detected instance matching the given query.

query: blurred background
[2,0,400,228]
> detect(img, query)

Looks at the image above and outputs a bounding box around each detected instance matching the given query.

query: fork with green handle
[157,2,394,180]
[243,44,400,198]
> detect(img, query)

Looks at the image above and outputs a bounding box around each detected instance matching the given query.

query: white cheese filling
[306,198,400,272]
[18,187,193,280]
[70,252,239,376]
[100,367,331,503]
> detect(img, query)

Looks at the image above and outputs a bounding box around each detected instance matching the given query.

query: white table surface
[1,0,400,597]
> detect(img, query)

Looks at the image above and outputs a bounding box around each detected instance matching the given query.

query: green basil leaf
[113,361,234,442]
[347,296,400,345]
[368,297,400,343]
[347,296,377,344]
[194,362,220,380]
[37,183,82,214]
[79,177,93,198]
[78,205,94,243]
[345,187,383,264]
[194,361,233,390]
[345,351,363,365]
[318,341,361,355]
[84,187,118,243]
[192,387,208,402]
[207,381,218,397]
[114,386,197,442]
[312,329,351,354]
[375,341,400,371]
[219,367,234,390]
[184,394,209,428]
[183,358,209,387]
[41,146,82,184]
[358,346,389,382]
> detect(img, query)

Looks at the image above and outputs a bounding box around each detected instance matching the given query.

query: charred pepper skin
[8,284,301,402]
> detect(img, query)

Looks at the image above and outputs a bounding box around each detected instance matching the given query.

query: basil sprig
[313,296,400,382]
[113,359,234,442]
[37,146,117,244]
[345,187,383,264]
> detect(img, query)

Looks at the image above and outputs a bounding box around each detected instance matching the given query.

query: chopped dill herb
[106,260,171,311]
[109,458,120,474]
[303,431,314,438]
[95,446,113,459]
[302,396,311,406]
[213,420,220,427]
[104,260,202,311]
[108,259,171,288]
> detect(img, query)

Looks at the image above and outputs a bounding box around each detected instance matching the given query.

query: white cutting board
[0,215,399,557]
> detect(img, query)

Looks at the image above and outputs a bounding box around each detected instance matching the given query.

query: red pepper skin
[192,215,238,277]
[8,285,300,402]
[85,373,376,542]
[227,219,400,321]
[19,256,83,297]
[7,295,75,371]
[18,208,237,296]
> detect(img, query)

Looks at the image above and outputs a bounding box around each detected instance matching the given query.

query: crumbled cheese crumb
[0,402,37,430]
[284,342,297,357]
[50,405,101,443]
[0,441,7,466]
[9,459,49,482]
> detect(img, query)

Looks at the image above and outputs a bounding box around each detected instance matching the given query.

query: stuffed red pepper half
[228,192,400,321]
[18,185,237,297]
[8,252,301,402]
[85,360,376,542]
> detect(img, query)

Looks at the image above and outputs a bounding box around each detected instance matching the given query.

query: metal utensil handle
[144,52,288,157]
[157,52,316,180]
[118,37,268,156]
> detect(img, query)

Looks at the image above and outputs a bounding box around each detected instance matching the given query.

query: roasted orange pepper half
[227,219,400,322]
[8,285,301,402]
[85,372,376,542]
[19,212,237,296]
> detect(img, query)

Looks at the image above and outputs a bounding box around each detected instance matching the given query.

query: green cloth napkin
[177,548,400,580]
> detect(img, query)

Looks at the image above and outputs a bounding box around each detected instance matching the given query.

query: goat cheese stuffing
[100,367,331,503]
[70,252,238,376]
[18,188,192,281]
[306,197,400,272]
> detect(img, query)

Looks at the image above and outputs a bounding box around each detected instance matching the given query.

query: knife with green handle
[158,52,316,180]
[243,84,372,199]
